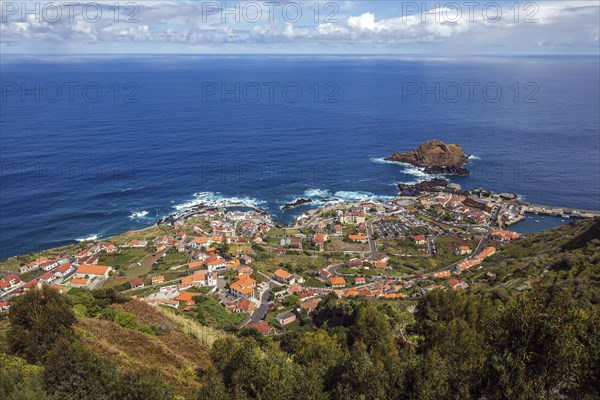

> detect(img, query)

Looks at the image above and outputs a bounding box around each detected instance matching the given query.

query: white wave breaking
[129,211,149,219]
[369,157,399,165]
[370,157,446,182]
[280,188,394,211]
[300,187,393,205]
[333,190,393,202]
[76,234,99,242]
[304,188,331,198]
[173,192,266,212]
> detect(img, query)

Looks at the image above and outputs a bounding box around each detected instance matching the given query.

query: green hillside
[464,217,600,304]
[1,218,598,399]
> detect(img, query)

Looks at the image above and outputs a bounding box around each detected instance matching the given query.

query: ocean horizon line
[2,53,598,58]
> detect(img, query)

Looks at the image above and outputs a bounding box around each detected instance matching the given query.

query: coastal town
[2,182,597,331]
[1,10,597,396]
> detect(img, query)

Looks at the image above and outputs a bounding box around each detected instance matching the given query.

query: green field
[97,248,149,269]
[156,251,190,269]
[268,228,301,236]
[377,239,422,256]
[195,298,247,330]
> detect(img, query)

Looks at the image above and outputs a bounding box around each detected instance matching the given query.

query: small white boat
[535,220,540,223]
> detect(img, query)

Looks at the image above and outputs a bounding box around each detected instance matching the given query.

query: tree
[411,351,451,400]
[352,304,397,360]
[72,304,88,317]
[282,295,300,307]
[43,341,118,400]
[0,355,48,400]
[312,295,363,328]
[209,337,309,400]
[483,288,596,400]
[295,329,343,371]
[329,343,387,400]
[117,369,173,400]
[420,319,488,399]
[413,289,493,342]
[114,312,138,329]
[8,287,76,364]
[67,287,125,318]
[197,368,230,400]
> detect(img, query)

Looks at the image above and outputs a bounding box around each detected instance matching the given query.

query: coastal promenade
[524,204,600,218]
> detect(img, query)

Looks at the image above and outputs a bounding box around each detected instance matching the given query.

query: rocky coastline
[397,179,461,196]
[281,198,312,210]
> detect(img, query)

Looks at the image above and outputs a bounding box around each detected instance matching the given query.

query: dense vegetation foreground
[2,219,599,400]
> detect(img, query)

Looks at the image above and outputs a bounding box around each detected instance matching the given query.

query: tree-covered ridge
[196,286,598,400]
[2,285,598,400]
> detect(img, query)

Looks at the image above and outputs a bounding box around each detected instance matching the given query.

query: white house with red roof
[0,274,21,292]
[40,272,59,284]
[54,263,75,278]
[39,260,60,272]
[319,268,332,279]
[412,235,427,245]
[130,278,145,289]
[19,261,40,274]
[205,253,226,272]
[340,211,366,225]
[103,243,118,253]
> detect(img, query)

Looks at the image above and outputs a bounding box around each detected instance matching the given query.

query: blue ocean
[1,55,599,258]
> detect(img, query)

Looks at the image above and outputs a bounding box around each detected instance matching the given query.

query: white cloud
[0,1,598,53]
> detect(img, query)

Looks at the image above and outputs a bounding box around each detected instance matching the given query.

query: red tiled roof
[130,278,144,286]
[76,265,111,275]
[273,269,292,280]
[330,277,346,286]
[449,279,461,288]
[245,321,271,333]
[175,292,202,302]
[55,263,72,273]
[348,234,367,241]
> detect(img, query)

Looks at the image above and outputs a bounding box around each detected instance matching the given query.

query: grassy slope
[76,300,213,396]
[464,217,600,303]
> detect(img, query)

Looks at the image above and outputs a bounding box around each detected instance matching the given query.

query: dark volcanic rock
[385,139,470,176]
[282,198,312,210]
[422,165,470,176]
[397,179,450,196]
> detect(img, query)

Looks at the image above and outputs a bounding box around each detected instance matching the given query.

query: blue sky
[1,1,599,54]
